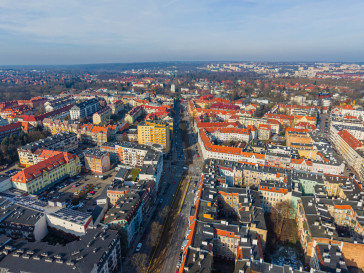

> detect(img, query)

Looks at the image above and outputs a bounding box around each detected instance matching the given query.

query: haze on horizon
[0,0,363,65]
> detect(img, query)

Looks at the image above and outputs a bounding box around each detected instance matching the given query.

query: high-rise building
[137,121,171,153]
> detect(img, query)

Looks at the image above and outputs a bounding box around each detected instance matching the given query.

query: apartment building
[84,149,111,174]
[42,118,81,136]
[104,193,143,247]
[0,226,121,273]
[12,152,81,194]
[259,181,292,212]
[93,106,112,125]
[331,126,364,179]
[17,132,78,167]
[44,96,75,112]
[80,124,110,146]
[125,105,143,124]
[258,124,271,140]
[0,122,34,141]
[109,100,124,115]
[137,121,171,153]
[0,197,47,241]
[70,98,100,120]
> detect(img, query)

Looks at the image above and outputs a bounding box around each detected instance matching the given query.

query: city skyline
[1,0,364,65]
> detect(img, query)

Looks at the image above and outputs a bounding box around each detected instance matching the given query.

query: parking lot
[37,171,116,213]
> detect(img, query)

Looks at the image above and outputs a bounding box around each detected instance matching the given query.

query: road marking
[146,172,186,273]
[179,176,191,214]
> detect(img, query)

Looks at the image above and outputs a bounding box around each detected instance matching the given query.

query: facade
[138,121,171,153]
[70,98,100,120]
[125,105,143,124]
[84,149,111,174]
[80,124,111,146]
[44,96,75,112]
[0,122,34,141]
[93,106,112,125]
[104,192,143,247]
[12,152,81,194]
[17,132,78,167]
[43,118,81,136]
[331,126,364,179]
[109,100,124,115]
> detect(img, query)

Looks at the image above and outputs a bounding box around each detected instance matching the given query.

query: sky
[0,0,363,65]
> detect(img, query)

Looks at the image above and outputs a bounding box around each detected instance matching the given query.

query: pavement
[160,101,203,273]
[122,100,188,273]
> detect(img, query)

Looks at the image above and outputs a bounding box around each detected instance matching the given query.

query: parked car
[136,243,142,252]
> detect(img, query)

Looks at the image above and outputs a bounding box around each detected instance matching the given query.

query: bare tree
[148,221,162,247]
[130,253,148,273]
[270,200,292,236]
[158,206,169,220]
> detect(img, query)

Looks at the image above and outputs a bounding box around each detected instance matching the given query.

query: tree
[130,253,148,273]
[148,221,162,247]
[270,200,292,236]
[158,206,169,220]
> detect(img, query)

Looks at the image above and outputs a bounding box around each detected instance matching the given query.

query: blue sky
[0,0,363,65]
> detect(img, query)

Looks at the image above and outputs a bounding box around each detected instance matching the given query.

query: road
[122,100,187,273]
[160,101,203,273]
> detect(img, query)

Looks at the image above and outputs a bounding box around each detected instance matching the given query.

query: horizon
[1,59,364,68]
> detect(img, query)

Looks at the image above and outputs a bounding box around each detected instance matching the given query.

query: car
[183,167,188,170]
[173,180,176,184]
[135,243,142,252]
[160,198,163,204]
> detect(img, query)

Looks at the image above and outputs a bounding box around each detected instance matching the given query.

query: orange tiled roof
[12,152,77,184]
[338,130,362,150]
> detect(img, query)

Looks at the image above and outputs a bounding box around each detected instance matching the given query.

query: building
[70,98,100,120]
[138,121,171,153]
[93,106,112,125]
[42,118,81,136]
[125,105,143,124]
[80,124,111,146]
[310,241,348,273]
[0,122,34,141]
[104,192,143,247]
[84,149,111,174]
[12,152,81,194]
[331,127,364,179]
[109,100,124,115]
[0,227,121,273]
[17,132,78,167]
[0,197,48,241]
[44,96,75,112]
[258,124,271,140]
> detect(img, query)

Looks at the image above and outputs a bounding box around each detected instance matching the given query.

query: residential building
[104,193,143,247]
[12,152,81,194]
[17,132,78,167]
[93,106,112,125]
[138,121,171,153]
[84,149,111,174]
[70,98,100,120]
[331,126,364,179]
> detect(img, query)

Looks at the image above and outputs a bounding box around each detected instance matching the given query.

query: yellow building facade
[137,121,171,153]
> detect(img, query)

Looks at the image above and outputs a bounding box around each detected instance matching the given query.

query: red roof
[338,130,362,150]
[12,152,77,184]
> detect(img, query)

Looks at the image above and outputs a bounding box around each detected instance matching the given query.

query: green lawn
[127,168,140,181]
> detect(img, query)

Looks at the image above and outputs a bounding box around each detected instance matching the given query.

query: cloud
[0,0,363,64]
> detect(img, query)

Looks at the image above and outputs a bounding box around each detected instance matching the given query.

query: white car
[136,243,142,252]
